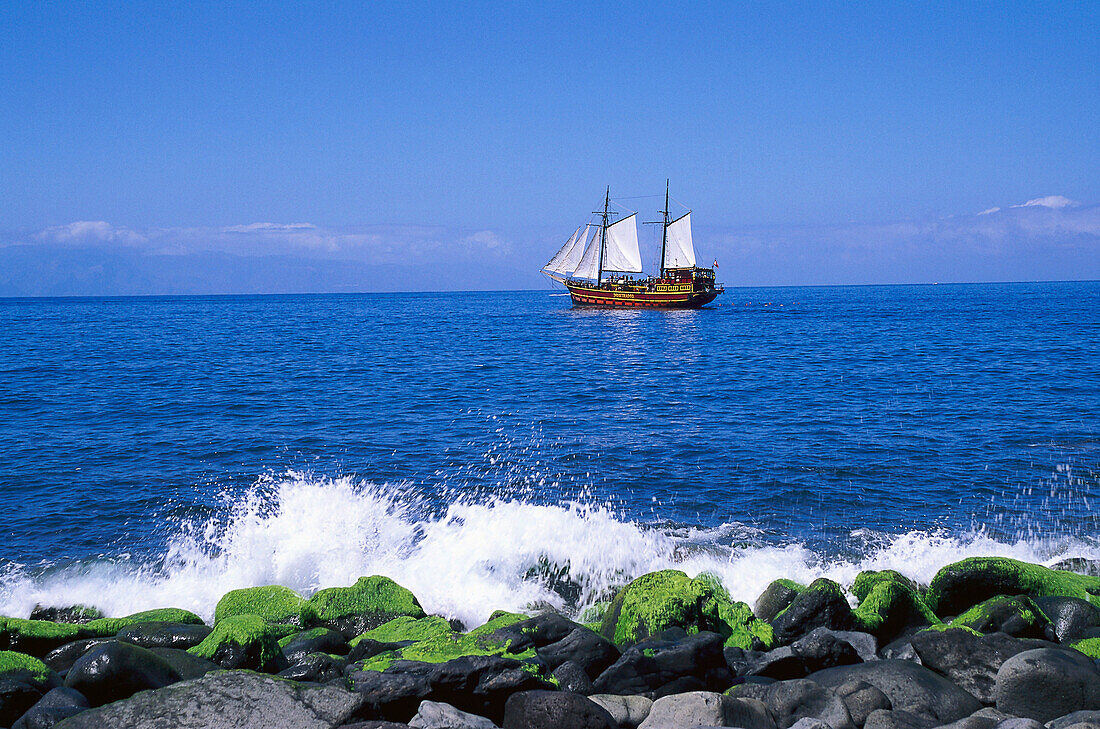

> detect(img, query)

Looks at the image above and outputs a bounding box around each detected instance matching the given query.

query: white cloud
[35,220,146,245]
[1013,195,1079,209]
[977,207,1001,216]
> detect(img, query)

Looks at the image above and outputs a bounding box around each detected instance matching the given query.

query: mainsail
[663,212,696,269]
[543,225,588,275]
[602,214,643,273]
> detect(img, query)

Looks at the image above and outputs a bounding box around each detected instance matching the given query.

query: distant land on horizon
[1,196,1097,297]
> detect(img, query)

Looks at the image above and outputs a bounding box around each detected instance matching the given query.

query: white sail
[543,225,587,275]
[602,214,643,273]
[572,227,602,280]
[663,212,696,269]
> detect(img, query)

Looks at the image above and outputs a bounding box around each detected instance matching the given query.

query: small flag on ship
[713,259,719,268]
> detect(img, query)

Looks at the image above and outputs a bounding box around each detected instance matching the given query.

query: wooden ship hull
[564,277,721,309]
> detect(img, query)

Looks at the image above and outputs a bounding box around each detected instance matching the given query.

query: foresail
[572,227,602,279]
[603,214,643,273]
[663,212,696,269]
[543,225,586,275]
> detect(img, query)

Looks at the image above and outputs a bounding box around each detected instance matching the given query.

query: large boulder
[352,613,537,672]
[834,679,891,726]
[600,571,773,649]
[0,620,97,658]
[910,627,1059,703]
[0,651,61,726]
[147,647,220,680]
[927,559,1100,618]
[41,640,114,674]
[309,576,426,637]
[503,690,617,729]
[63,641,181,707]
[949,596,1054,639]
[409,699,496,729]
[745,628,872,680]
[591,631,731,697]
[186,614,285,671]
[772,580,857,645]
[994,648,1100,721]
[52,669,362,729]
[808,659,982,725]
[538,627,620,679]
[214,585,316,627]
[1033,597,1100,643]
[116,621,212,650]
[10,686,89,729]
[28,607,103,625]
[281,627,349,664]
[763,679,855,729]
[637,692,774,729]
[588,694,653,728]
[278,652,349,683]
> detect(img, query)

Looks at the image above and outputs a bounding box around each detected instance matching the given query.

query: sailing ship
[541,183,723,308]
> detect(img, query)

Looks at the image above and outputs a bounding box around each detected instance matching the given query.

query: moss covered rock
[0,617,97,657]
[770,578,856,645]
[356,612,540,672]
[84,607,206,636]
[599,570,773,649]
[0,650,57,688]
[29,605,104,623]
[1069,637,1100,659]
[187,614,284,672]
[308,575,425,637]
[927,557,1100,617]
[214,585,315,627]
[949,594,1052,639]
[852,574,940,642]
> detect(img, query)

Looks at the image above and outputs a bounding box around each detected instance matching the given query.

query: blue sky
[1,2,1098,294]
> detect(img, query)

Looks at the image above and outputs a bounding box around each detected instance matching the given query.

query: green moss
[579,601,611,625]
[949,594,1050,635]
[852,578,941,640]
[582,622,602,633]
[599,570,773,649]
[187,614,282,666]
[468,612,527,638]
[927,557,1100,616]
[0,650,52,683]
[851,570,919,603]
[1070,637,1100,660]
[308,576,425,625]
[350,616,454,647]
[214,585,316,626]
[773,578,806,593]
[917,624,983,636]
[0,617,89,642]
[84,607,207,636]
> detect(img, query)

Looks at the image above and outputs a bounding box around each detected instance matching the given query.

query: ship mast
[596,186,609,285]
[659,179,670,277]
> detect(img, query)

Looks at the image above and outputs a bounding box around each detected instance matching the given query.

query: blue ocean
[1,282,1097,628]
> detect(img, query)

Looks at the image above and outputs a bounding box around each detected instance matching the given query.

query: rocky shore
[4,557,1100,728]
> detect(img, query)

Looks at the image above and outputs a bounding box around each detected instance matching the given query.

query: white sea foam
[1,472,1098,627]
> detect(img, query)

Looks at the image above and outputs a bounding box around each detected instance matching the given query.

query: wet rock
[851,573,940,644]
[348,662,434,721]
[502,690,616,729]
[588,694,653,728]
[309,576,427,638]
[835,679,891,727]
[591,631,731,697]
[995,648,1100,721]
[764,679,855,729]
[553,660,594,695]
[910,628,1060,704]
[63,641,181,706]
[10,687,89,729]
[1035,598,1100,643]
[538,627,620,679]
[747,628,870,680]
[808,659,982,724]
[279,652,348,683]
[408,699,496,729]
[282,627,349,664]
[1,679,44,728]
[636,691,773,729]
[0,620,98,658]
[489,613,579,654]
[757,581,807,623]
[991,720,1043,729]
[52,669,362,728]
[349,638,409,663]
[950,596,1054,640]
[147,647,220,680]
[115,621,212,650]
[772,579,857,646]
[41,640,112,676]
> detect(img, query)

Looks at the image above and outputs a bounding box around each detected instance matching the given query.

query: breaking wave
[2,471,1099,628]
